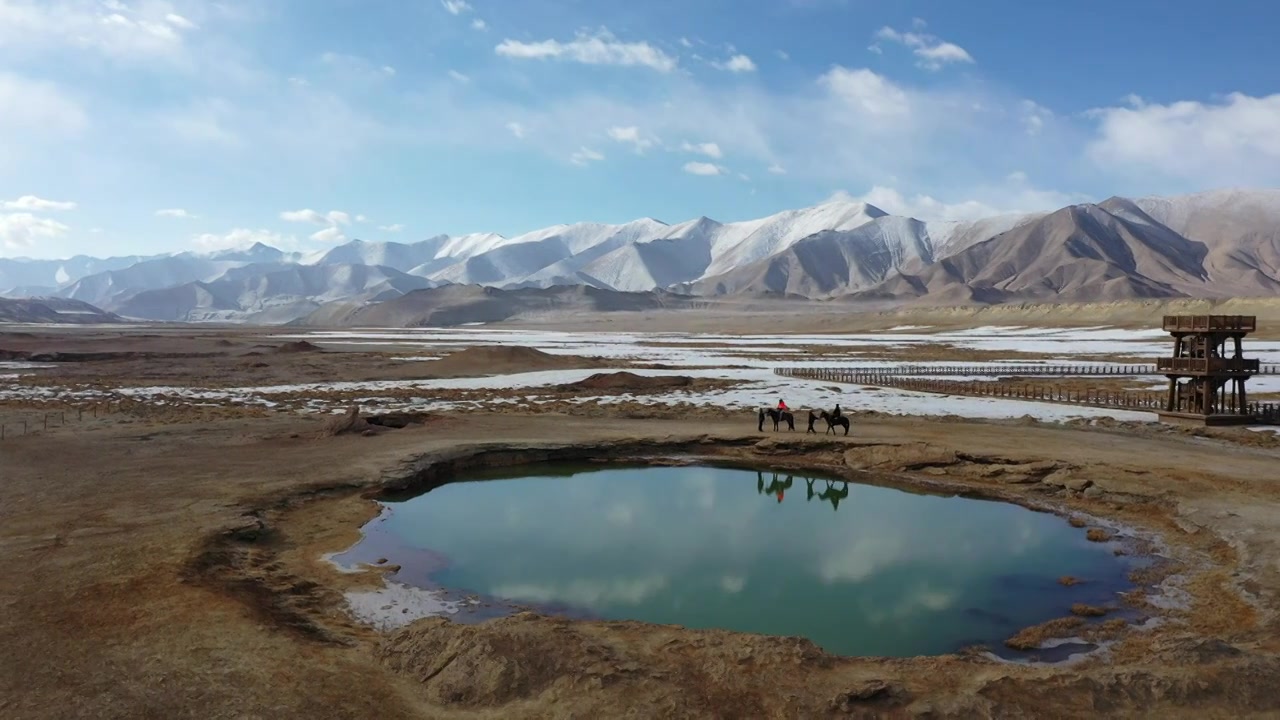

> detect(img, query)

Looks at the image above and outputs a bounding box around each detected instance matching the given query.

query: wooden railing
[773,367,1280,424]
[1156,357,1262,373]
[774,363,1279,379]
[1163,315,1257,333]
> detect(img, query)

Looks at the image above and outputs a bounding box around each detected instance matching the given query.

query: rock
[1040,469,1073,488]
[1086,528,1113,542]
[844,443,956,471]
[1070,604,1108,617]
[1173,517,1202,535]
[1157,638,1245,664]
[1065,478,1094,492]
[997,473,1035,484]
[1083,486,1105,499]
[830,680,893,711]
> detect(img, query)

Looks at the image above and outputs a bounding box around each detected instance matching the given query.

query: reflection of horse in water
[758,408,795,432]
[757,471,794,502]
[819,410,850,436]
[805,477,850,511]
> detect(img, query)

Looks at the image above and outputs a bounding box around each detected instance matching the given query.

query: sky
[2,0,1279,260]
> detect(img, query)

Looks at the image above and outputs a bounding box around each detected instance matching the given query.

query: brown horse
[758,408,795,432]
[820,410,850,436]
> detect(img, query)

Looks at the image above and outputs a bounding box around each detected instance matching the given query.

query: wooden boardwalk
[774,363,1280,378]
[774,367,1280,424]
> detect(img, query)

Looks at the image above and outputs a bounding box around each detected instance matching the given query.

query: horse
[819,410,850,436]
[758,407,795,432]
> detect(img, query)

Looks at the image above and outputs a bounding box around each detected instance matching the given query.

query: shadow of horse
[758,408,795,432]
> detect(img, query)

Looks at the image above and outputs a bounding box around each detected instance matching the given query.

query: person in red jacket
[777,398,789,411]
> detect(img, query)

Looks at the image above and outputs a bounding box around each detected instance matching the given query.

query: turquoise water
[341,464,1134,658]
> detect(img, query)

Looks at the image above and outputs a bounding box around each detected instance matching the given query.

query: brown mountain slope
[852,201,1280,305]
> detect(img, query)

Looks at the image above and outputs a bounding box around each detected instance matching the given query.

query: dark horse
[758,407,795,432]
[819,410,850,436]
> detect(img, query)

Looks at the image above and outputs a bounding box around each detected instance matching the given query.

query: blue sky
[2,0,1279,259]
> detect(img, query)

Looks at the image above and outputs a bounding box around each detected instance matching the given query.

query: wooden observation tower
[1157,315,1259,426]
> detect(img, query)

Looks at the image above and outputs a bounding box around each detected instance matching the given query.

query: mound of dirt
[319,406,370,436]
[428,345,596,378]
[555,371,696,393]
[274,341,322,354]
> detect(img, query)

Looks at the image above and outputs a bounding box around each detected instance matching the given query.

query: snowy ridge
[3,188,1280,322]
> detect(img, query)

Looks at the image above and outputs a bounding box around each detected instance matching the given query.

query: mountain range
[2,188,1279,324]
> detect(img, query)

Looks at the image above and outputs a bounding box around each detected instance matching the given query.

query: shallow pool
[335,464,1136,658]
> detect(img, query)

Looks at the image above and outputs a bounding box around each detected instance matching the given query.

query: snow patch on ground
[343,582,463,631]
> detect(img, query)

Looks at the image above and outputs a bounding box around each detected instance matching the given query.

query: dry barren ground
[5,327,1280,718]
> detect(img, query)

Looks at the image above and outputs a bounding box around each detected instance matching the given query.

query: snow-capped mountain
[3,188,1280,323]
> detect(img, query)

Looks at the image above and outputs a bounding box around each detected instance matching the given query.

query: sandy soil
[5,328,1280,718]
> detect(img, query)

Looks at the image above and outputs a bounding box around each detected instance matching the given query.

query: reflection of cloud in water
[816,536,908,583]
[864,584,958,626]
[679,469,719,511]
[606,503,636,527]
[720,575,747,593]
[492,575,669,607]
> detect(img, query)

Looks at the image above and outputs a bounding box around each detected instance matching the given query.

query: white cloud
[776,50,790,60]
[680,141,723,159]
[320,52,398,83]
[607,125,656,152]
[355,214,368,223]
[164,13,197,30]
[0,0,198,60]
[569,146,605,166]
[441,0,472,14]
[1020,100,1053,136]
[2,196,77,212]
[309,226,346,244]
[683,161,724,176]
[192,228,294,251]
[834,175,1088,222]
[496,28,677,72]
[506,121,527,139]
[155,99,241,146]
[0,213,69,250]
[1086,92,1280,187]
[0,72,88,137]
[471,18,487,31]
[449,69,471,84]
[872,26,974,71]
[768,164,787,175]
[155,208,197,219]
[280,209,351,226]
[820,67,910,117]
[379,224,405,232]
[713,54,757,73]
